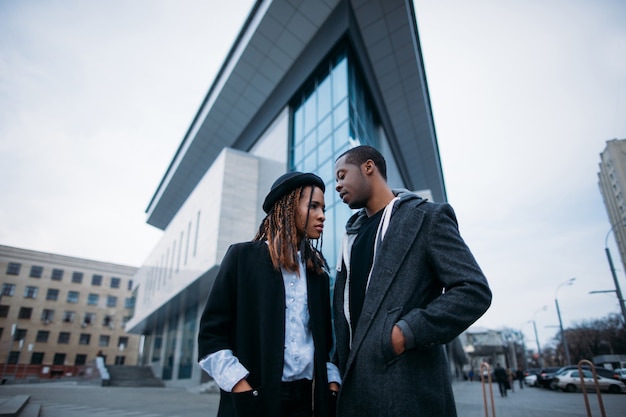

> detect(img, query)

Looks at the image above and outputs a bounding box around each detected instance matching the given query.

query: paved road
[1,380,625,416]
[453,381,625,417]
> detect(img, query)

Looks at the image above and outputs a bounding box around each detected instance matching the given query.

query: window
[106,296,117,307]
[118,336,129,350]
[14,328,27,341]
[53,353,66,365]
[291,49,379,273]
[18,307,33,319]
[67,291,79,303]
[41,309,54,322]
[152,335,162,363]
[6,262,21,275]
[78,334,91,345]
[51,269,64,281]
[71,272,83,283]
[127,279,133,290]
[8,351,20,364]
[99,335,110,347]
[24,286,38,299]
[29,265,43,278]
[62,311,75,323]
[91,274,102,286]
[0,305,9,318]
[57,332,70,344]
[110,277,121,288]
[75,354,87,365]
[194,211,201,257]
[103,315,113,328]
[46,288,59,301]
[179,305,196,379]
[36,330,50,343]
[185,222,191,265]
[2,283,15,297]
[83,312,95,326]
[124,297,135,309]
[114,356,125,365]
[30,352,44,365]
[87,293,99,306]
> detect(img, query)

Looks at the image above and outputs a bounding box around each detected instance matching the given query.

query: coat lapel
[344,202,426,371]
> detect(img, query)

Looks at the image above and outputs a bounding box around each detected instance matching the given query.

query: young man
[332,145,492,417]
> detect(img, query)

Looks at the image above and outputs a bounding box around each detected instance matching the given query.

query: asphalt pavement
[1,379,625,417]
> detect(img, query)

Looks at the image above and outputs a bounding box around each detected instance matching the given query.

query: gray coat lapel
[345,202,426,370]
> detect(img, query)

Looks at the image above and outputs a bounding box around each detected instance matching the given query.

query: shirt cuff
[199,349,249,392]
[396,319,415,350]
[326,362,342,385]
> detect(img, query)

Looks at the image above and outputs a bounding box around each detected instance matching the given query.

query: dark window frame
[91,274,103,286]
[110,277,121,288]
[29,265,43,278]
[71,272,83,283]
[18,307,33,319]
[6,262,21,275]
[51,269,64,281]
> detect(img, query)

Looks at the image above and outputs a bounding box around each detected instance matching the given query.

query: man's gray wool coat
[333,191,492,417]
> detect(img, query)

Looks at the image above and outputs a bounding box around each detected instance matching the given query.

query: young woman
[198,172,340,417]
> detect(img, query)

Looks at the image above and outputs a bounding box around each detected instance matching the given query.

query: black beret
[262,171,325,213]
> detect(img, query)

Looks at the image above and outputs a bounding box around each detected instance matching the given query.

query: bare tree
[548,313,626,365]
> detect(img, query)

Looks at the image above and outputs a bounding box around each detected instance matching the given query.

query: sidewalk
[452,380,625,417]
[1,379,624,417]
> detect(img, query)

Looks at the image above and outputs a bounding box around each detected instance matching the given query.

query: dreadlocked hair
[254,185,328,276]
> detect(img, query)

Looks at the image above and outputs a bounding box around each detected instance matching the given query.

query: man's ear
[363,159,375,176]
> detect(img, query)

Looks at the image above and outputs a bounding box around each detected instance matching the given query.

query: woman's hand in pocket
[232,378,253,393]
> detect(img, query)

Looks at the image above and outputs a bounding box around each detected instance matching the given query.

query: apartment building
[599,139,626,267]
[0,245,139,380]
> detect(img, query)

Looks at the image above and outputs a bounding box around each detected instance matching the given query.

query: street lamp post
[555,278,575,365]
[531,306,546,368]
[604,224,626,325]
[519,323,529,369]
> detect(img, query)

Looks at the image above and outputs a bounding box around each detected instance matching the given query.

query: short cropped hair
[336,145,387,180]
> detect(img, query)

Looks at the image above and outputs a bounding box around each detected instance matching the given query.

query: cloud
[0,0,254,265]
[415,0,626,346]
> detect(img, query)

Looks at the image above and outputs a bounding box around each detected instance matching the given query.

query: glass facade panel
[290,48,380,274]
[333,58,348,106]
[318,76,332,120]
[162,313,177,380]
[178,305,196,379]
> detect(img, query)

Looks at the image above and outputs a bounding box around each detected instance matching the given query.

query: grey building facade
[125,0,447,387]
[599,139,626,269]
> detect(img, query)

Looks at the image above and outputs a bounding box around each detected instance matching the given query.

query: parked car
[553,365,621,382]
[615,368,626,383]
[524,373,538,387]
[536,367,561,389]
[523,368,540,387]
[552,369,626,394]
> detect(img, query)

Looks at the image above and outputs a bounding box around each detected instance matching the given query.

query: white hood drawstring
[341,197,399,346]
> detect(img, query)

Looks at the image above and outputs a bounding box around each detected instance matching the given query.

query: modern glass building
[125,0,446,387]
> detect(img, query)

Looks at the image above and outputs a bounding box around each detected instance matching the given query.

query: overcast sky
[1,0,625,350]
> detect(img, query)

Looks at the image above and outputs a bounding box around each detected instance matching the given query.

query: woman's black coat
[198,241,334,417]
